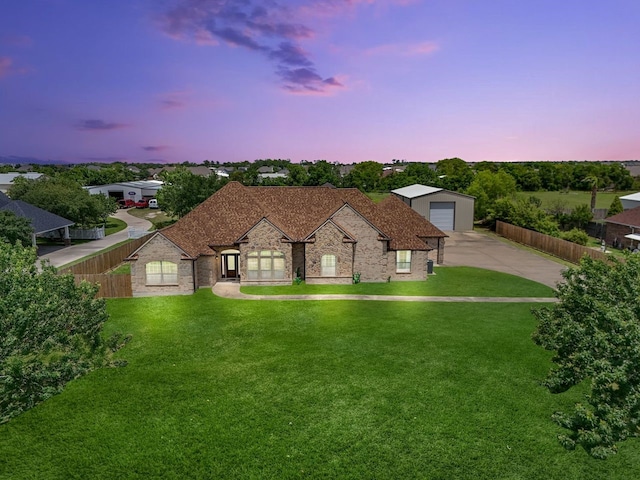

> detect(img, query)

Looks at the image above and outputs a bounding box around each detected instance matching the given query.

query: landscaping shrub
[559,228,589,246]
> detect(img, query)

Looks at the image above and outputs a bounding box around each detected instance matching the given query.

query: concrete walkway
[212,282,557,303]
[38,209,153,268]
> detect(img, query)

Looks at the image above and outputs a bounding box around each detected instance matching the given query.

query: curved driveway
[38,209,153,268]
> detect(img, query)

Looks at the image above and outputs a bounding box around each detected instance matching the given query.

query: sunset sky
[1,0,639,165]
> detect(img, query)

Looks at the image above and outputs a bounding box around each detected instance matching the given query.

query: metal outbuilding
[391,184,475,232]
[85,180,163,202]
[619,192,640,210]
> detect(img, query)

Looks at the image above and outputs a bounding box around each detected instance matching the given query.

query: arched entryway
[221,249,240,280]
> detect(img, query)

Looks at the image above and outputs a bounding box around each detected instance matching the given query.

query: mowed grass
[241,266,555,297]
[2,291,640,478]
[518,190,635,210]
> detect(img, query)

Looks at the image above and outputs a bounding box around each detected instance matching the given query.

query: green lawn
[1,289,639,478]
[105,217,127,236]
[241,266,555,297]
[518,190,634,210]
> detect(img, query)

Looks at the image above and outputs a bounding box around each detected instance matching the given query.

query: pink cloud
[0,57,13,78]
[0,34,33,47]
[0,56,30,78]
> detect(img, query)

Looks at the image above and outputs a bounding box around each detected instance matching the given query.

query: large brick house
[127,182,447,296]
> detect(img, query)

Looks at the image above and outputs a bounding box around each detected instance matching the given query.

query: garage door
[430,202,455,230]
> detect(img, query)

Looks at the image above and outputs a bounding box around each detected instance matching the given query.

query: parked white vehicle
[148,199,158,209]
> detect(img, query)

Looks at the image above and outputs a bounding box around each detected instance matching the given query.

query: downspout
[193,259,197,292]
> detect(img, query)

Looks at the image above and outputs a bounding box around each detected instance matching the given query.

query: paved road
[38,209,153,268]
[441,230,566,288]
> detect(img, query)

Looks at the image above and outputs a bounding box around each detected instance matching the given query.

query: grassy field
[518,190,634,210]
[1,284,639,478]
[241,266,555,298]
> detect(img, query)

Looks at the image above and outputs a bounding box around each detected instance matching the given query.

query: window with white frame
[247,250,285,280]
[145,261,178,285]
[396,250,411,273]
[321,254,336,276]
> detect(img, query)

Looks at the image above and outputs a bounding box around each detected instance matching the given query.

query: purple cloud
[76,119,129,131]
[0,57,13,78]
[158,0,343,94]
[142,145,170,152]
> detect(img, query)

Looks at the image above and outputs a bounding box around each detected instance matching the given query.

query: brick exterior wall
[605,223,637,249]
[292,243,305,279]
[196,255,216,287]
[130,234,194,296]
[305,222,354,284]
[386,249,429,281]
[331,206,388,282]
[239,220,293,285]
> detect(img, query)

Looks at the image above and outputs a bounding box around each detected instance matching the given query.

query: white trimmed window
[321,254,336,276]
[146,261,178,285]
[396,250,411,273]
[247,250,285,280]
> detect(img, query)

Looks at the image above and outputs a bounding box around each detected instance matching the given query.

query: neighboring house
[258,172,288,182]
[604,206,640,249]
[391,184,475,232]
[257,166,274,174]
[619,192,640,210]
[127,182,447,296]
[187,166,214,177]
[0,172,43,193]
[85,180,163,202]
[0,191,74,246]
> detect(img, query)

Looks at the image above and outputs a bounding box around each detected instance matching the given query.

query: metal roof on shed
[391,184,443,198]
[620,192,640,202]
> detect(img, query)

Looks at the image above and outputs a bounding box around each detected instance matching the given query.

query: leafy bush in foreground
[533,254,640,458]
[0,243,129,424]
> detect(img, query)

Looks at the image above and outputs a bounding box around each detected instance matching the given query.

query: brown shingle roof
[605,206,640,227]
[161,182,445,257]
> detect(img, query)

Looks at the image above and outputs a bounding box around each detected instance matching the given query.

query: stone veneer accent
[305,222,354,284]
[331,206,388,282]
[239,219,293,285]
[130,234,194,296]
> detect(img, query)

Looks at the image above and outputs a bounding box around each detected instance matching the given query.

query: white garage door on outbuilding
[429,202,455,230]
[391,184,475,232]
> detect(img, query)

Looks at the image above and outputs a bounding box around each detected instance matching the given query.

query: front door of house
[223,254,239,278]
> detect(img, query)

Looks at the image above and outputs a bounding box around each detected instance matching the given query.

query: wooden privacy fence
[59,233,153,298]
[59,234,152,275]
[73,274,132,298]
[496,221,609,264]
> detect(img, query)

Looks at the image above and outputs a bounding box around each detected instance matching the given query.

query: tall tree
[8,177,114,226]
[466,170,517,220]
[0,211,34,246]
[305,160,341,187]
[435,158,474,192]
[157,167,227,218]
[343,161,384,192]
